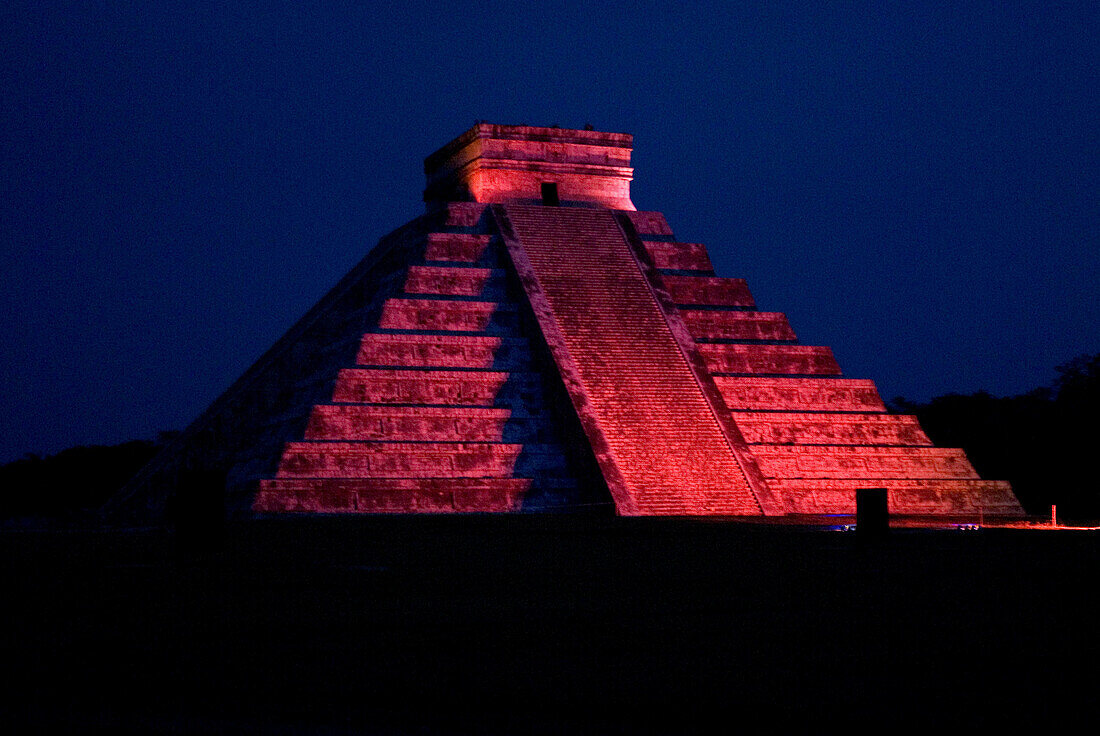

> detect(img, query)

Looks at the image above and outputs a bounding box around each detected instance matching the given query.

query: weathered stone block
[331,368,511,405]
[752,445,978,479]
[698,344,841,375]
[623,211,674,237]
[642,241,714,271]
[662,275,755,307]
[681,310,797,341]
[377,298,502,332]
[715,377,885,412]
[304,405,516,442]
[440,202,488,228]
[255,477,529,513]
[275,441,525,478]
[356,334,503,368]
[731,412,931,446]
[423,233,493,263]
[404,266,494,297]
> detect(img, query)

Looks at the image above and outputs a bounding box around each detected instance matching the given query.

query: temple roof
[423,123,635,211]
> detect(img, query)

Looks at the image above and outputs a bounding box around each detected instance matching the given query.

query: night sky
[2,2,1097,463]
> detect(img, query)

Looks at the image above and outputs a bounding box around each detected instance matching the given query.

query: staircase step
[356,334,508,369]
[642,241,713,271]
[275,441,568,478]
[404,265,496,297]
[437,203,488,228]
[423,233,493,263]
[715,377,885,412]
[681,310,796,341]
[378,298,509,332]
[731,412,931,445]
[255,477,530,513]
[700,344,840,375]
[662,275,755,307]
[623,211,674,237]
[752,445,978,479]
[305,404,545,442]
[769,478,1024,516]
[331,368,541,406]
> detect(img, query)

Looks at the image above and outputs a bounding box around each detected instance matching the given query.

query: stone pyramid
[116,123,1024,520]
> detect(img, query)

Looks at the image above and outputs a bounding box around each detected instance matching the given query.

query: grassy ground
[2,516,1097,733]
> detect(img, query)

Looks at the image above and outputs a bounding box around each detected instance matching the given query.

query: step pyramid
[115,123,1024,520]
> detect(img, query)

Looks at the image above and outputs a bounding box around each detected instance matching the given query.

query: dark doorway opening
[541,182,560,206]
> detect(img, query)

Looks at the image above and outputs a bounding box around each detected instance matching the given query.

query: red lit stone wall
[423,233,492,262]
[355,334,503,369]
[680,310,797,341]
[642,241,714,271]
[731,412,930,446]
[713,377,886,412]
[697,345,841,375]
[404,266,493,296]
[662,275,755,307]
[424,124,635,210]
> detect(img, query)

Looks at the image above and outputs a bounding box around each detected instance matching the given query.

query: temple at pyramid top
[423,123,636,211]
[111,122,1026,523]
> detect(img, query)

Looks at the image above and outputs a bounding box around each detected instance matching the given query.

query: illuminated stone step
[642,241,714,272]
[699,344,841,375]
[331,368,541,406]
[423,233,493,263]
[752,445,978,479]
[377,298,515,332]
[769,479,1024,516]
[662,275,755,307]
[404,265,496,297]
[623,210,674,237]
[275,441,568,478]
[255,477,530,513]
[437,202,488,228]
[681,310,797,341]
[305,405,543,442]
[731,412,931,446]
[356,334,510,369]
[715,377,885,412]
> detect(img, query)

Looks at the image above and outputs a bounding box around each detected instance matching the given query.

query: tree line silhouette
[0,436,167,520]
[1,354,1096,521]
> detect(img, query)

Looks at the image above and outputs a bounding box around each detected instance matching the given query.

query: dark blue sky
[2,2,1097,462]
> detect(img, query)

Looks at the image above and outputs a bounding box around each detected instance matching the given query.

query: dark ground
[2,517,1097,733]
